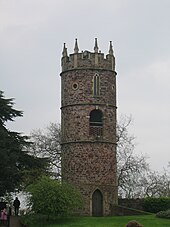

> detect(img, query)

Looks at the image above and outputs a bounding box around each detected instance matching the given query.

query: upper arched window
[93,74,100,96]
[89,109,103,136]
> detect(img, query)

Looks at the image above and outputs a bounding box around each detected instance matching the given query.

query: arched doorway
[92,189,103,216]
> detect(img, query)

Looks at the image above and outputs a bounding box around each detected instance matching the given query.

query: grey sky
[1,0,170,171]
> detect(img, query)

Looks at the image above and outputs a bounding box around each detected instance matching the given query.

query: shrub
[125,220,143,227]
[26,176,83,218]
[143,197,170,213]
[156,209,170,219]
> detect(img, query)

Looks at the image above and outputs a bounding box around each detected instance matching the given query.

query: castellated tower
[60,38,118,216]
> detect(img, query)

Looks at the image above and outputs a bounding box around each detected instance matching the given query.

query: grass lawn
[28,215,170,227]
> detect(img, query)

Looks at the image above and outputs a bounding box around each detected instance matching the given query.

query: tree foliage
[0,91,49,196]
[27,176,83,217]
[0,91,23,123]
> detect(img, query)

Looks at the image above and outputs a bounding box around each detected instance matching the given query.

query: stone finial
[94,38,99,53]
[62,43,68,57]
[74,38,79,53]
[109,41,114,55]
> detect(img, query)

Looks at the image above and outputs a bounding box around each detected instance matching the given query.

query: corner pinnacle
[74,38,79,53]
[62,43,68,57]
[109,41,114,55]
[94,38,99,53]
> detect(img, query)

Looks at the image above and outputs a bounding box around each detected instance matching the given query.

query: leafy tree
[27,176,83,217]
[0,91,49,196]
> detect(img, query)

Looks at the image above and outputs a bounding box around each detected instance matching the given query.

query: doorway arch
[92,189,103,216]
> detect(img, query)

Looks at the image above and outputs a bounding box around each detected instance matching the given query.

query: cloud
[1,0,170,171]
[117,55,170,170]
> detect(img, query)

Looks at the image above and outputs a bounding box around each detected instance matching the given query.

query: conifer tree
[0,91,49,196]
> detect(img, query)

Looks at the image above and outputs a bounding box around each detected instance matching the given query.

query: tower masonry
[60,39,118,216]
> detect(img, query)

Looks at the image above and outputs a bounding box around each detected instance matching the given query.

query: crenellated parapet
[61,38,115,72]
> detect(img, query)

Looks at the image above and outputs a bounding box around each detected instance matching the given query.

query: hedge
[143,197,170,213]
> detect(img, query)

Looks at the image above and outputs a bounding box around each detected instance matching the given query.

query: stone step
[9,216,21,227]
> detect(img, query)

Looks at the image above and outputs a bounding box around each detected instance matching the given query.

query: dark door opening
[92,189,103,216]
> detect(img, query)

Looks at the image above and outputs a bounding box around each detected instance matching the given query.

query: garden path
[9,216,22,227]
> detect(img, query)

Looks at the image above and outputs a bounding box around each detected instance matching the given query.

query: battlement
[61,38,115,72]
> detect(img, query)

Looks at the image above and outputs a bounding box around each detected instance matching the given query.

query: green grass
[26,214,170,227]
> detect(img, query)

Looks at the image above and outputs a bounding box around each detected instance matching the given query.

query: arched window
[89,109,103,136]
[93,74,100,96]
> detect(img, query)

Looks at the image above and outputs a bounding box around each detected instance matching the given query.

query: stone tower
[60,39,118,216]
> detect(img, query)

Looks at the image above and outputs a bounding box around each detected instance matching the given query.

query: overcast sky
[1,0,170,171]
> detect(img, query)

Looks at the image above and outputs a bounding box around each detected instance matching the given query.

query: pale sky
[1,0,170,171]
